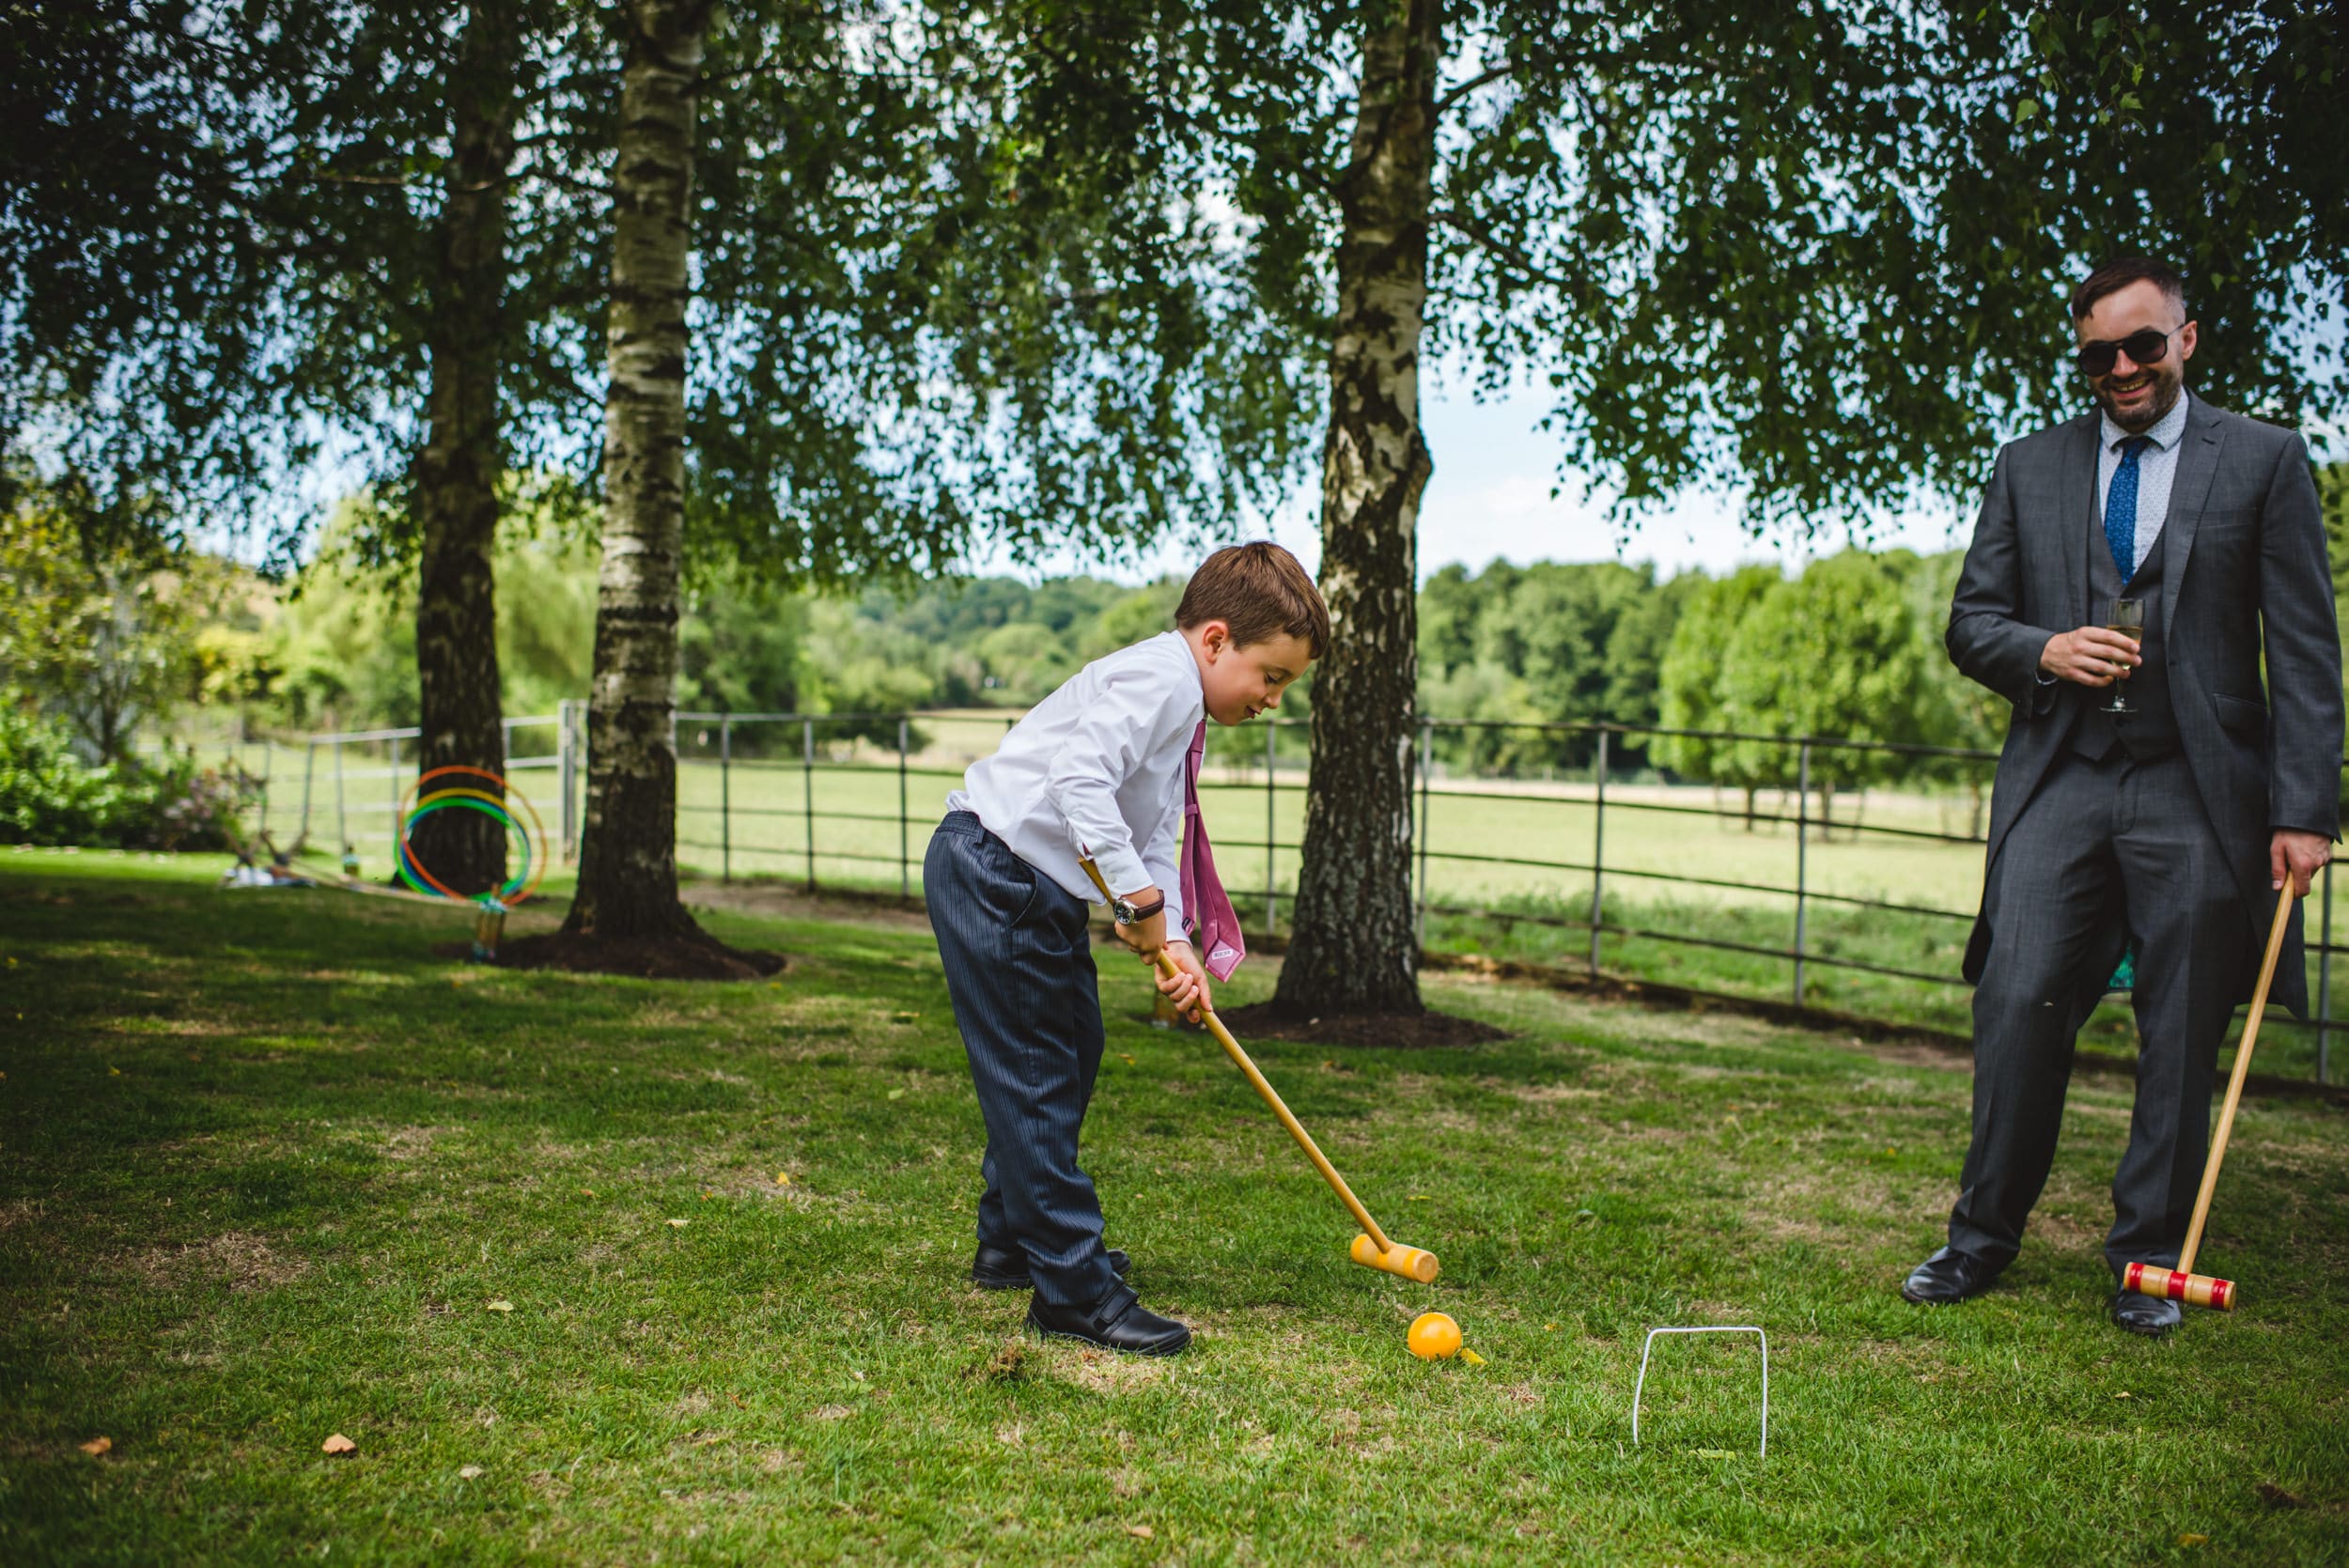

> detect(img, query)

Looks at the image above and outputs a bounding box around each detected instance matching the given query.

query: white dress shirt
[2097,388,2193,576]
[947,630,1202,927]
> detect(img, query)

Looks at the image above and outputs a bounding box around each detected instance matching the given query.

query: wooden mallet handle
[2125,879,2300,1312]
[1075,856,1439,1283]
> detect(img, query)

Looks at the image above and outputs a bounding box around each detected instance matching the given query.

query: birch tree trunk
[1272,0,1440,1017]
[563,0,712,941]
[407,0,519,895]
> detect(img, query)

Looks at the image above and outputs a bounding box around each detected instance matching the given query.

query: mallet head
[1351,1233,1440,1282]
[2123,1260,2236,1312]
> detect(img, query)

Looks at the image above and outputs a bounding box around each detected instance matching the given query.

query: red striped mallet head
[2123,1260,2235,1312]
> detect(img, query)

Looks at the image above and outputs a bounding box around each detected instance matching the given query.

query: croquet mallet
[1078,857,1439,1283]
[2123,880,2300,1312]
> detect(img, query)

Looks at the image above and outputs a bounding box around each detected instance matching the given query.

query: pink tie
[1182,721,1247,981]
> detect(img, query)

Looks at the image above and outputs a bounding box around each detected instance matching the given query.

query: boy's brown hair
[1175,542,1330,660]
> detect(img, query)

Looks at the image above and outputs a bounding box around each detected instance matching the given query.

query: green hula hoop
[397,795,533,904]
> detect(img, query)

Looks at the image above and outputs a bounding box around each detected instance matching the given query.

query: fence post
[300,739,317,844]
[802,716,816,893]
[1264,719,1278,937]
[2321,861,2334,1085]
[898,716,911,899]
[1590,728,1608,977]
[1793,741,1811,1006]
[334,734,348,855]
[720,715,732,885]
[1415,718,1433,949]
[387,734,401,859]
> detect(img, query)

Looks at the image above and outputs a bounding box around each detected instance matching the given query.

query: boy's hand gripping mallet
[2123,880,2300,1312]
[1079,857,1439,1283]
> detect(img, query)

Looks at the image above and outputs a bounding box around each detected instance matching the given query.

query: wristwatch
[1110,891,1167,926]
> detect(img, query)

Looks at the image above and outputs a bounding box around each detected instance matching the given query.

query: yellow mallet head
[1351,1233,1440,1282]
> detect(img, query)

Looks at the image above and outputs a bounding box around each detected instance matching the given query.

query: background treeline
[12,458,2347,813]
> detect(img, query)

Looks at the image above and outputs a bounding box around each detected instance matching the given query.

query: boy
[924,542,1329,1355]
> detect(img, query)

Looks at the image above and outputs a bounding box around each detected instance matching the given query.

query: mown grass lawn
[3,849,2346,1565]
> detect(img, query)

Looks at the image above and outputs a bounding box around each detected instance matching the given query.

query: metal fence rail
[269,705,2341,1086]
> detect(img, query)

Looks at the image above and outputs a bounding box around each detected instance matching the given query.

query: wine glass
[2103,598,2144,715]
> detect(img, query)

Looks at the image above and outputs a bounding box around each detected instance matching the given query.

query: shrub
[0,708,255,850]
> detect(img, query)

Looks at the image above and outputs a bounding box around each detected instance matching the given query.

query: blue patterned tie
[2105,437,2152,582]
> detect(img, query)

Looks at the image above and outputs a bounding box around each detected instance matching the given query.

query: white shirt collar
[2100,387,2192,455]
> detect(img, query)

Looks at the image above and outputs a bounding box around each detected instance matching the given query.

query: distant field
[223,724,2344,1083]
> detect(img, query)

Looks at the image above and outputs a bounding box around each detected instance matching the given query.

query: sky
[960,377,1982,588]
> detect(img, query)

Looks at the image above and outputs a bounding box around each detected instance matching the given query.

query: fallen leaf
[459,1465,483,1479]
[1694,1448,1735,1460]
[2115,1390,2133,1399]
[109,1067,121,1077]
[486,1299,514,1313]
[2178,1534,2208,1548]
[1460,1348,1487,1367]
[580,1188,595,1197]
[321,1434,357,1456]
[775,1172,792,1186]
[1544,1323,1558,1331]
[78,1436,111,1457]
[886,1088,907,1100]
[1128,1525,1155,1540]
[1408,1194,1431,1202]
[667,1219,690,1229]
[701,1189,714,1200]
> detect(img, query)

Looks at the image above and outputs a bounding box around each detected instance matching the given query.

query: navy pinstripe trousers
[926,812,1122,1309]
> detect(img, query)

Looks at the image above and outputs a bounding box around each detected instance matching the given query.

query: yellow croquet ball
[1408,1311,1462,1360]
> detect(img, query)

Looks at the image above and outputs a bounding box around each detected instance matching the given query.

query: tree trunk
[563,0,711,941]
[1271,0,1440,1017]
[408,0,519,897]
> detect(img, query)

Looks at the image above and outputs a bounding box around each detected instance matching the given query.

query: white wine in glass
[2103,598,2145,715]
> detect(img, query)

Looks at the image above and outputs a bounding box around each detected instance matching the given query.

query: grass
[4,848,2348,1564]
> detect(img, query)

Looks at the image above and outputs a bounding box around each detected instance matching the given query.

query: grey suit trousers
[926,811,1124,1310]
[1950,748,2249,1272]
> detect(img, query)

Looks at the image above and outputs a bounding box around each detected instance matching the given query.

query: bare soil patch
[1215,1001,1510,1049]
[441,930,785,981]
[127,1232,308,1293]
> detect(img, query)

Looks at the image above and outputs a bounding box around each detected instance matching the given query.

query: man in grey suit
[1906,256,2341,1335]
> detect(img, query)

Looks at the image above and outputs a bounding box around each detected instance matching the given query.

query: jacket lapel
[2159,396,2227,640]
[2061,415,2096,626]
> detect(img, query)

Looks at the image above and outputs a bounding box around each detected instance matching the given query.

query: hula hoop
[398,796,533,903]
[395,765,550,906]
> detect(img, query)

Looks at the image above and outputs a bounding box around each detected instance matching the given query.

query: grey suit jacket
[1947,396,2342,1015]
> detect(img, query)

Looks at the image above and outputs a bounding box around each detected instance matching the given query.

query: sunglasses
[2075,326,2175,378]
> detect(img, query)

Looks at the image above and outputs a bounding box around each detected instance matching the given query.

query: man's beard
[2095,369,2184,433]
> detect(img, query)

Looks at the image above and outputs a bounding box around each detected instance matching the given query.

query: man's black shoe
[971,1242,1129,1291]
[1900,1246,2004,1305]
[1025,1286,1190,1357]
[2110,1285,2183,1338]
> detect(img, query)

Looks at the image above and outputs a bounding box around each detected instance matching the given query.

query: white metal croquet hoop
[1631,1326,1769,1459]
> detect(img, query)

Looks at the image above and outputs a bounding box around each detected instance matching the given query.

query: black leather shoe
[1900,1246,2004,1305]
[2110,1286,2183,1338]
[1025,1286,1190,1356]
[971,1242,1129,1291]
